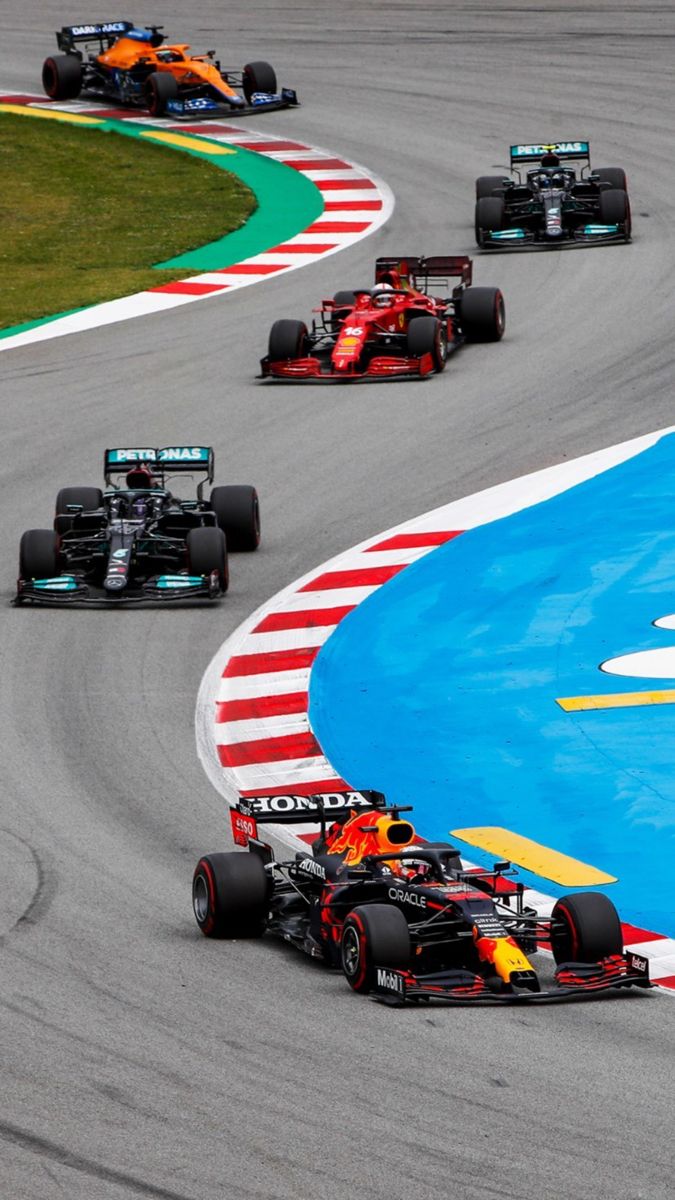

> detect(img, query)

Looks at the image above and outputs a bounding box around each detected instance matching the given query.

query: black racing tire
[193,852,270,938]
[475,174,506,200]
[406,315,448,372]
[331,289,358,330]
[341,904,411,994]
[145,71,179,116]
[595,167,627,192]
[459,286,506,342]
[475,196,505,245]
[268,319,308,361]
[598,187,631,238]
[20,529,58,580]
[42,54,82,100]
[550,892,623,965]
[55,487,103,516]
[242,60,277,103]
[187,526,228,592]
[209,485,260,552]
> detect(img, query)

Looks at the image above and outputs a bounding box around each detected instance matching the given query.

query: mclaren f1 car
[15,446,260,605]
[259,255,505,381]
[42,21,298,118]
[475,140,631,249]
[193,790,651,1005]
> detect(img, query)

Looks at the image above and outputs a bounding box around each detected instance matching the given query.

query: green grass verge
[0,112,256,328]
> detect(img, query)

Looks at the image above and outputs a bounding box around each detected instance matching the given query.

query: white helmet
[372,282,394,306]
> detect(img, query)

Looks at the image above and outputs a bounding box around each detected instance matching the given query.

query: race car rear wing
[375,256,473,289]
[56,21,134,52]
[232,789,413,846]
[510,141,590,166]
[104,447,215,489]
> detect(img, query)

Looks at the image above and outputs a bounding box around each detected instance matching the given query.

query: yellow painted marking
[139,130,235,154]
[557,689,675,712]
[0,103,103,126]
[451,826,617,886]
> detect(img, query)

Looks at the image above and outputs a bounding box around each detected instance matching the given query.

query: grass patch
[0,111,256,328]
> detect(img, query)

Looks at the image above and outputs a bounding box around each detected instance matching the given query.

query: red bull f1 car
[193,791,651,1005]
[259,256,505,381]
[42,21,298,118]
[475,141,631,249]
[15,446,260,605]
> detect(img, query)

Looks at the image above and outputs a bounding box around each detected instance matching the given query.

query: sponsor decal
[376,968,405,994]
[512,141,588,157]
[628,952,648,975]
[472,914,508,937]
[229,809,258,847]
[239,791,372,816]
[71,22,128,36]
[108,447,210,465]
[388,886,426,909]
[296,857,327,880]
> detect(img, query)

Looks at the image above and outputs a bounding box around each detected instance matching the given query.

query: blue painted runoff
[309,433,675,937]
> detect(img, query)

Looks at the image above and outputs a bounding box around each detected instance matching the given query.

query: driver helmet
[371,282,395,307]
[540,152,561,168]
[126,465,155,490]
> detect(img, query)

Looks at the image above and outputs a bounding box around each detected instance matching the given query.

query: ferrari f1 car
[15,446,260,605]
[193,791,651,1005]
[475,141,631,249]
[259,255,505,381]
[42,21,298,118]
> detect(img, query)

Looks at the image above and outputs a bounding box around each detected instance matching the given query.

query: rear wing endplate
[104,447,214,485]
[510,141,590,166]
[56,21,133,51]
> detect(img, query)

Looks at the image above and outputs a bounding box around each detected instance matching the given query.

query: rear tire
[55,486,104,534]
[193,852,269,938]
[145,71,179,116]
[187,526,228,592]
[242,61,277,102]
[209,485,260,552]
[475,174,506,199]
[268,319,308,361]
[331,290,358,331]
[598,188,631,239]
[459,286,505,342]
[406,315,448,372]
[595,167,627,191]
[42,55,82,100]
[475,196,505,245]
[20,530,58,580]
[550,892,623,964]
[341,904,411,994]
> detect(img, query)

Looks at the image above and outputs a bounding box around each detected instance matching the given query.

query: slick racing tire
[406,315,448,372]
[19,529,58,580]
[475,174,506,199]
[42,54,82,100]
[145,71,179,116]
[459,286,506,342]
[193,852,270,938]
[550,892,623,965]
[209,485,260,552]
[341,904,411,994]
[475,196,505,245]
[595,167,627,191]
[598,187,632,239]
[331,290,358,331]
[55,486,104,534]
[242,60,277,103]
[187,526,228,592]
[268,319,308,361]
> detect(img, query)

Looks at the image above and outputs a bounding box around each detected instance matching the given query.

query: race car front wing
[14,572,222,605]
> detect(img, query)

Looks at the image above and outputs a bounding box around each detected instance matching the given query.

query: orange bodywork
[96,36,239,100]
[325,810,416,868]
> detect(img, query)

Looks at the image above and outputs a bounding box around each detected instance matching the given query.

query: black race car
[42,21,298,119]
[193,791,651,1005]
[475,141,631,249]
[15,446,260,605]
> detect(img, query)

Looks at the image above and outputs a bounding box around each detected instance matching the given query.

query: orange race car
[42,20,298,118]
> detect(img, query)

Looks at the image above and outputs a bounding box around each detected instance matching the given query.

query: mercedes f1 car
[42,21,298,118]
[15,446,260,605]
[259,255,505,381]
[193,791,651,1005]
[475,141,631,249]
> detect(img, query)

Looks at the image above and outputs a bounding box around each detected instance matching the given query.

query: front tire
[209,485,260,552]
[550,892,623,964]
[459,286,505,342]
[193,852,269,938]
[268,319,308,361]
[20,530,58,579]
[341,904,411,994]
[475,196,505,245]
[42,55,82,100]
[145,71,179,116]
[406,315,448,372]
[187,526,228,592]
[242,61,277,102]
[598,188,631,239]
[595,167,627,191]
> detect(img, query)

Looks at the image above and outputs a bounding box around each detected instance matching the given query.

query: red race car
[259,255,505,381]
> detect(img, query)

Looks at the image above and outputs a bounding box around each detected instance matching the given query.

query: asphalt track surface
[1,3,675,1197]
